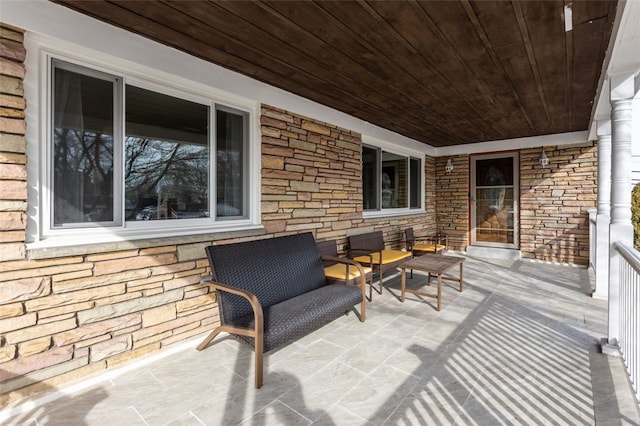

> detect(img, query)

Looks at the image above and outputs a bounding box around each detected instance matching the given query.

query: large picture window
[49,58,250,233]
[362,144,423,212]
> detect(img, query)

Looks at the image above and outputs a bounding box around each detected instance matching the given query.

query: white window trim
[362,135,426,219]
[24,33,263,250]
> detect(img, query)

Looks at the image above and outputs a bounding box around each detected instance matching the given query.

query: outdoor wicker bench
[197,232,365,388]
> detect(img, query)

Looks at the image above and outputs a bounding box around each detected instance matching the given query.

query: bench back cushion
[206,232,327,322]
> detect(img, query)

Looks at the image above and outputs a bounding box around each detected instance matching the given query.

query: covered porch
[5,256,639,424]
[1,0,640,423]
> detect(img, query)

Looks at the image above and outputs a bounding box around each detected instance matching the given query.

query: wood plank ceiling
[52,0,616,148]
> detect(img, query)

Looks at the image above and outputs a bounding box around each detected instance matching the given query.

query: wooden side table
[400,254,465,311]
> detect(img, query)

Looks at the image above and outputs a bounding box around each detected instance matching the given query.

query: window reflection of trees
[125,137,209,221]
[53,128,114,225]
[51,60,249,226]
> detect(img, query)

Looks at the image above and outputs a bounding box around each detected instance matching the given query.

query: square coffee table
[400,253,465,311]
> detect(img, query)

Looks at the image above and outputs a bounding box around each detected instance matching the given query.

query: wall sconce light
[445,158,454,174]
[540,149,549,167]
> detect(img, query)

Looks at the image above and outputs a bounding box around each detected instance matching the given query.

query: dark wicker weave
[226,285,361,351]
[197,232,364,388]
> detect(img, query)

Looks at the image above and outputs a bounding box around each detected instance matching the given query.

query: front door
[470,153,519,249]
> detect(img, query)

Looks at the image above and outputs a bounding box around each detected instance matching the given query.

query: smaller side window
[51,60,120,228]
[362,144,423,212]
[362,145,380,210]
[216,106,248,219]
[409,157,421,209]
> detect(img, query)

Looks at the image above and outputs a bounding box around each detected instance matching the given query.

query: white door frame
[470,152,519,249]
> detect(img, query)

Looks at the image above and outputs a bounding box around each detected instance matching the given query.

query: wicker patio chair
[348,231,411,297]
[317,239,373,303]
[404,227,447,256]
[404,227,448,278]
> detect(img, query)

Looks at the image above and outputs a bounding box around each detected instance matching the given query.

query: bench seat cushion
[354,249,411,266]
[228,284,362,352]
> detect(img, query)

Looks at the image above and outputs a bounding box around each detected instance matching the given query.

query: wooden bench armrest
[199,280,264,342]
[204,279,264,329]
[198,279,266,387]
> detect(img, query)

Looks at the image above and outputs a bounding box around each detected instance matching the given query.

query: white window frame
[362,136,425,218]
[25,35,262,250]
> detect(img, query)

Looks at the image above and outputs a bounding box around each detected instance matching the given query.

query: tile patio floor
[3,256,640,425]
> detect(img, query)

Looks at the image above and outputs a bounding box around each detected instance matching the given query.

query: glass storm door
[471,153,519,249]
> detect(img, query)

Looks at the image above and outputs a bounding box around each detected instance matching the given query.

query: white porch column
[593,120,611,300]
[607,72,636,344]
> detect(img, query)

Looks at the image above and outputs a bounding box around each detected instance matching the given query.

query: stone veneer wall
[0,24,26,263]
[260,105,437,250]
[435,155,469,251]
[434,145,597,265]
[520,143,597,265]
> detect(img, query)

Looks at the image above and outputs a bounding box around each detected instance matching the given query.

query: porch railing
[616,241,640,403]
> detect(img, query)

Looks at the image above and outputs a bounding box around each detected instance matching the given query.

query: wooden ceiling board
[260,1,477,145]
[177,1,456,144]
[256,2,457,126]
[473,2,554,136]
[210,1,455,141]
[68,1,444,142]
[315,1,491,142]
[519,1,569,132]
[460,2,542,140]
[410,2,525,137]
[51,0,616,148]
[571,16,612,128]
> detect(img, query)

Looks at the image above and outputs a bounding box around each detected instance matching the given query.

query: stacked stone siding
[435,155,469,251]
[260,105,437,252]
[0,246,216,408]
[0,24,27,263]
[433,146,597,265]
[260,105,363,244]
[520,143,597,265]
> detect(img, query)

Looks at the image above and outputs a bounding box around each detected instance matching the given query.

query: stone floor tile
[338,334,402,374]
[335,364,420,425]
[278,360,366,422]
[240,400,312,425]
[311,404,373,425]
